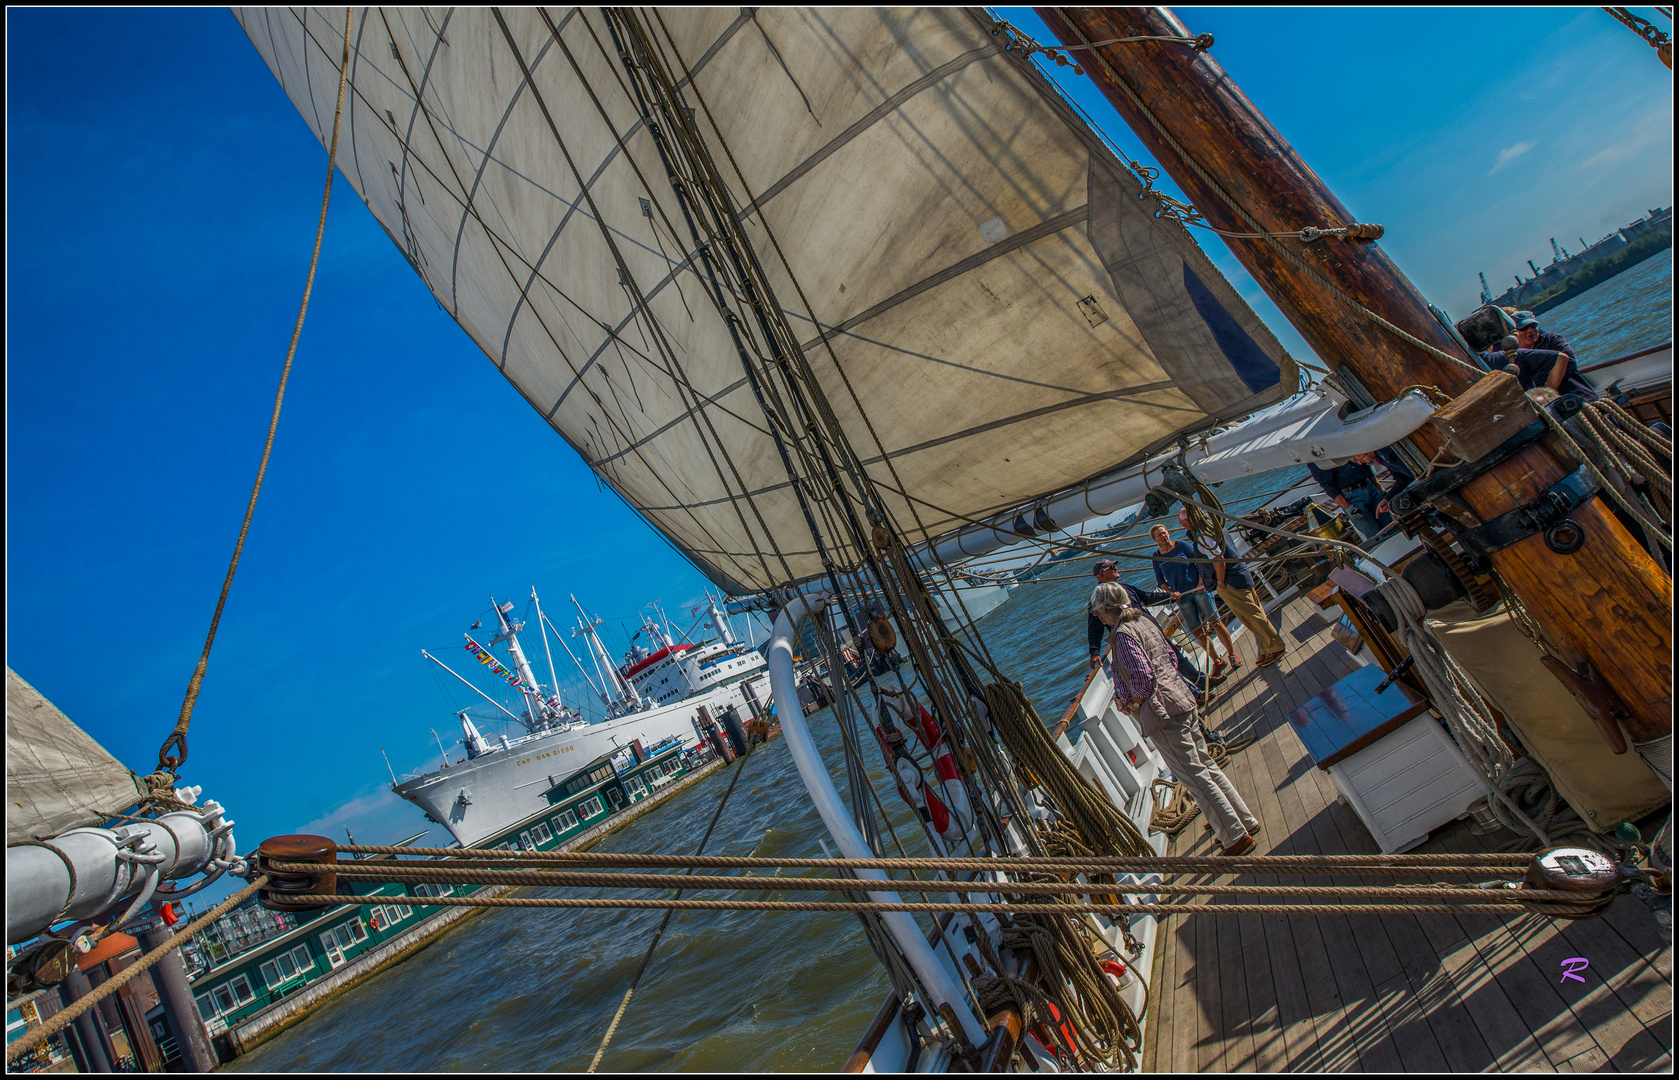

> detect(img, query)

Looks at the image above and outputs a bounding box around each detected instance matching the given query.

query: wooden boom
[1039,6,1671,746]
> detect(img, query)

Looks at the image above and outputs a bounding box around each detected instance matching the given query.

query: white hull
[395,673,771,847]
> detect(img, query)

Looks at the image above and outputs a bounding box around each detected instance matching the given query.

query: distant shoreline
[1530,230,1673,314]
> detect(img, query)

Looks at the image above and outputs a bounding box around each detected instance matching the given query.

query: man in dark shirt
[1085,558,1210,697]
[1513,311,1575,359]
[1482,341,1598,400]
[1305,448,1415,540]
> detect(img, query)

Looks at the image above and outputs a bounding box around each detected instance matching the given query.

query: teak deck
[1140,596,1673,1073]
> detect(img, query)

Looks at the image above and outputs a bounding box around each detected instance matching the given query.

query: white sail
[6,668,146,844]
[237,7,1297,594]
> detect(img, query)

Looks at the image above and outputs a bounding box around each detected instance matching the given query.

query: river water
[226,255,1670,1073]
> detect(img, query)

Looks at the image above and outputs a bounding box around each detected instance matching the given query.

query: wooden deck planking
[1141,588,1672,1074]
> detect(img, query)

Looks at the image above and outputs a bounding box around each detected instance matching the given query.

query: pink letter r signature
[1559,957,1589,984]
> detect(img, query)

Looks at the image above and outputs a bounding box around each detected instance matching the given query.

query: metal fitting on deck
[1521,846,1621,919]
[254,835,338,912]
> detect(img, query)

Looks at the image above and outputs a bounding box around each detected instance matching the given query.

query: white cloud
[1488,141,1537,175]
[296,785,435,847]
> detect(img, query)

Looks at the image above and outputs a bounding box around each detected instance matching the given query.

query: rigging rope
[154,6,354,781]
[1363,575,1556,847]
[588,749,756,1071]
[1037,15,1487,379]
[275,891,1596,919]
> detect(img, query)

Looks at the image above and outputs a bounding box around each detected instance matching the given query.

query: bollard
[140,900,219,1071]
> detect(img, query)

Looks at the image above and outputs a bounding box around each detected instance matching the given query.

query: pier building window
[624,776,647,801]
[195,994,217,1022]
[579,796,605,820]
[206,975,256,1018]
[532,822,552,845]
[519,830,533,850]
[553,809,578,833]
[391,903,411,920]
[259,944,312,989]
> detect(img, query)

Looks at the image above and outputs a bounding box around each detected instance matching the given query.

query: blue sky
[6,8,1672,892]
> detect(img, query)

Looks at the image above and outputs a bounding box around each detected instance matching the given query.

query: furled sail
[238,7,1297,594]
[6,669,146,844]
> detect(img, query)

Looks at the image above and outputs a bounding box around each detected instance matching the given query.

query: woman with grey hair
[1090,581,1262,856]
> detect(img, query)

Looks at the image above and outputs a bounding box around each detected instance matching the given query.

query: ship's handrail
[1578,340,1673,374]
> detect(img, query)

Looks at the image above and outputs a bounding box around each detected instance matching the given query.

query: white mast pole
[706,589,737,646]
[490,597,545,727]
[421,649,525,723]
[574,616,614,701]
[548,610,608,705]
[573,595,638,706]
[531,587,563,707]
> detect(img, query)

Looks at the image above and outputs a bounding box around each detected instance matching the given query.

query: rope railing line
[278,864,1554,901]
[324,857,1530,878]
[4,877,269,1064]
[332,844,1532,869]
[278,893,1598,918]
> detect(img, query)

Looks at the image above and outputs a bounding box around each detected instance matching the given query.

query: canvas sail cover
[238,8,1297,594]
[6,668,146,844]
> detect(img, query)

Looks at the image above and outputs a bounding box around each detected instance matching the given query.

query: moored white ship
[395,590,772,847]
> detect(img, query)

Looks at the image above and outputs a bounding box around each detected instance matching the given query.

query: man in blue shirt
[1150,523,1238,680]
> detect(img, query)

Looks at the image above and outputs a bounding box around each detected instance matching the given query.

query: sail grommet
[254,834,339,912]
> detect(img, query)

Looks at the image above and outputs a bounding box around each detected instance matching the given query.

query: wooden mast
[1038,7,1671,750]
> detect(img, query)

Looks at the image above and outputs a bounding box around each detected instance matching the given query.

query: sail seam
[736,41,1002,219]
[451,9,574,317]
[795,206,1088,350]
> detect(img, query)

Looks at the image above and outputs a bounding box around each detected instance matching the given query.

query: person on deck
[1305,448,1415,540]
[1084,558,1211,700]
[1149,523,1239,681]
[1512,310,1576,359]
[1177,509,1288,668]
[1482,337,1598,400]
[1090,582,1262,857]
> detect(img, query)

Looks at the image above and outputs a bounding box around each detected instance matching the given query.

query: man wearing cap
[1306,447,1414,540]
[1513,311,1576,359]
[1482,314,1596,399]
[1085,558,1212,697]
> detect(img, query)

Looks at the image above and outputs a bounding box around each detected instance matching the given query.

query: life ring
[879,691,973,843]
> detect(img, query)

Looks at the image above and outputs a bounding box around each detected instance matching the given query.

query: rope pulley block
[1521,846,1621,919]
[254,834,338,912]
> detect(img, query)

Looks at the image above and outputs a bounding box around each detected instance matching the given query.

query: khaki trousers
[1148,707,1259,847]
[1217,583,1286,655]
